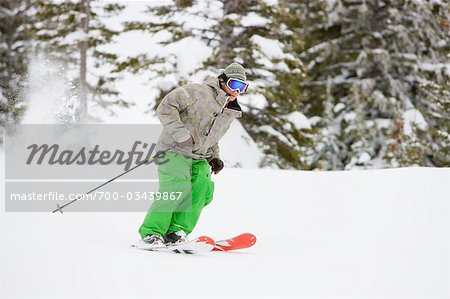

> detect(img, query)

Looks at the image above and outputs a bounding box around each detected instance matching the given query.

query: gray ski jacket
[155,77,242,161]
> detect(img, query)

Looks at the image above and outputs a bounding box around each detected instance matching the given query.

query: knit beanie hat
[224,62,247,81]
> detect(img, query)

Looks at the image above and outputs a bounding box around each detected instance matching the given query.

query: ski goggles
[226,78,249,93]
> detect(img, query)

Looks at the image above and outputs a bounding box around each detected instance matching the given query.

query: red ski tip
[212,233,257,251]
[244,233,257,246]
[238,233,257,247]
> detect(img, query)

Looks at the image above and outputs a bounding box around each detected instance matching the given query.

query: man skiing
[137,62,249,248]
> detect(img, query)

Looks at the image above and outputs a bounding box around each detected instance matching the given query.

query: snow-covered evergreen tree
[295,0,450,169]
[122,0,312,169]
[402,80,450,167]
[0,0,34,127]
[32,0,126,122]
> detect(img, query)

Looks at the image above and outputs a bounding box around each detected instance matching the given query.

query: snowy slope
[0,148,448,298]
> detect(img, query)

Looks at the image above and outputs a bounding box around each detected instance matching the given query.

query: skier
[137,62,249,248]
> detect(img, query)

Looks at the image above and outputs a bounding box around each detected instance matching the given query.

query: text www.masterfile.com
[9,191,184,202]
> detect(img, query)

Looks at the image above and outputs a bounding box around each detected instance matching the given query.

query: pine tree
[220,0,313,169]
[296,0,450,169]
[0,0,34,127]
[400,80,450,167]
[121,0,311,169]
[32,0,126,122]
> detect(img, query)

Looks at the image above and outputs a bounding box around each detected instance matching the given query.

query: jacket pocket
[222,107,242,119]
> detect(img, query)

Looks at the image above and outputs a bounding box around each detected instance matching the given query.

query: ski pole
[52,143,177,214]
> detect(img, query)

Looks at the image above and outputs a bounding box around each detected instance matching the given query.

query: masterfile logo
[3,124,192,212]
[25,141,167,171]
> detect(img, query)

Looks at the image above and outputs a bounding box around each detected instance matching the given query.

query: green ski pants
[139,152,215,238]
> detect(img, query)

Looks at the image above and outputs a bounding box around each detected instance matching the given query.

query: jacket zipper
[206,97,229,136]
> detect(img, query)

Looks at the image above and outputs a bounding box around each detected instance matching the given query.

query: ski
[212,233,257,251]
[131,233,257,254]
[131,236,215,254]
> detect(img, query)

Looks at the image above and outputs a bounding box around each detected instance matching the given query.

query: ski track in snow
[1,151,449,298]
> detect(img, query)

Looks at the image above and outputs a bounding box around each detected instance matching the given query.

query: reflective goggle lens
[227,79,248,93]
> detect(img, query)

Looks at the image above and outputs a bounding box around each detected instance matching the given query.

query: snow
[64,30,89,43]
[417,62,450,77]
[0,148,448,298]
[21,56,77,124]
[333,103,345,113]
[403,109,428,135]
[375,118,391,129]
[219,121,263,168]
[180,3,221,31]
[0,90,5,105]
[399,53,418,60]
[371,48,387,54]
[308,116,322,126]
[240,12,269,27]
[262,0,279,5]
[344,111,356,122]
[358,152,371,164]
[251,35,285,59]
[258,125,291,144]
[104,31,161,58]
[164,37,213,78]
[282,111,311,130]
[239,93,268,110]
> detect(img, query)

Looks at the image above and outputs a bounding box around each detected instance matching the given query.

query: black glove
[209,158,224,174]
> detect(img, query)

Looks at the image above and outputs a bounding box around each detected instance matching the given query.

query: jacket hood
[203,77,223,95]
[203,76,242,112]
